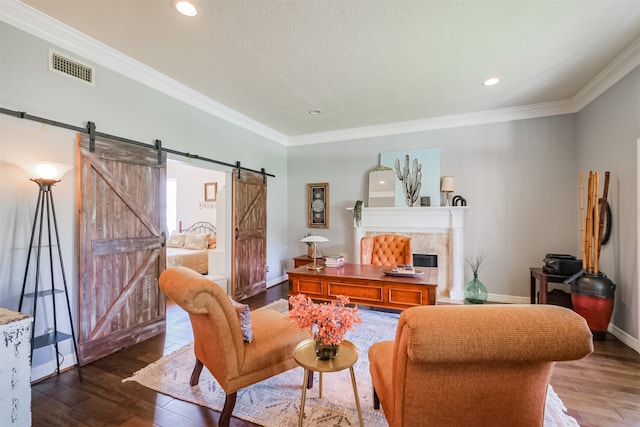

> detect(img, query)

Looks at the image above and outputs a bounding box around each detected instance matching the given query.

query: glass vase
[464,273,488,304]
[314,335,340,360]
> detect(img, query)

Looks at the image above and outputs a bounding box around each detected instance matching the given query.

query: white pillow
[184,232,210,250]
[166,232,187,248]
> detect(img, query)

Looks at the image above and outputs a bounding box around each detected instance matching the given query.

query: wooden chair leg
[373,387,380,409]
[218,392,237,427]
[190,358,204,386]
[306,369,314,389]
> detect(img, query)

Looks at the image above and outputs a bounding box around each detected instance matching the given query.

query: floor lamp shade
[18,161,73,181]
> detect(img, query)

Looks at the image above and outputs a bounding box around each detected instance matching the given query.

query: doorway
[166,159,230,291]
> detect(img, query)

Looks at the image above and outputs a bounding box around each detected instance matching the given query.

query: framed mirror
[368,169,395,207]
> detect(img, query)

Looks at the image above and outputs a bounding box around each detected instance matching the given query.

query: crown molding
[0,0,288,145]
[287,100,577,146]
[572,35,640,111]
[2,0,637,147]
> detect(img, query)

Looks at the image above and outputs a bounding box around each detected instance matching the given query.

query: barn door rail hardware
[1,107,275,178]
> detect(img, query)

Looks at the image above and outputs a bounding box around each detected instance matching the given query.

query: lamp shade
[18,162,73,181]
[301,235,329,243]
[441,176,455,192]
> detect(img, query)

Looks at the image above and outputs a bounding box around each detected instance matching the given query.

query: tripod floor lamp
[17,161,83,382]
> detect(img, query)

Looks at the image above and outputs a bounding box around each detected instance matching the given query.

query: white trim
[609,322,640,354]
[267,275,287,288]
[637,138,640,352]
[288,100,576,145]
[573,37,640,111]
[0,0,288,145]
[31,351,77,383]
[0,0,638,147]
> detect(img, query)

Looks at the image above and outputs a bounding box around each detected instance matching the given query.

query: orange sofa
[369,304,593,427]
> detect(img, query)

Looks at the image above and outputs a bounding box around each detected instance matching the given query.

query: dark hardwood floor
[31,282,640,427]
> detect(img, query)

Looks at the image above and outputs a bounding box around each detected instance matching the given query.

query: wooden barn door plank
[78,134,166,365]
[232,170,266,300]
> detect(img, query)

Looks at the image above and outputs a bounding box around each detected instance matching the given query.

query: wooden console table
[530,267,572,304]
[293,255,325,269]
[288,263,438,310]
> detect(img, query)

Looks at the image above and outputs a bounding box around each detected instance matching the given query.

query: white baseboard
[608,323,640,353]
[31,351,77,383]
[267,275,287,288]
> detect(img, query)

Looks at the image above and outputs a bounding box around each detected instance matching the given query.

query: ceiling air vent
[49,50,95,85]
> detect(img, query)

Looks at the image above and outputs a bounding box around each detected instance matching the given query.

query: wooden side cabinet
[293,255,324,269]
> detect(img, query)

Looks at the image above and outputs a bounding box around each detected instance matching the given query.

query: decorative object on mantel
[353,200,363,226]
[287,294,361,360]
[567,170,616,340]
[420,196,431,207]
[441,176,455,206]
[368,167,395,207]
[452,195,467,206]
[464,252,488,304]
[300,234,328,270]
[381,148,441,207]
[394,154,422,207]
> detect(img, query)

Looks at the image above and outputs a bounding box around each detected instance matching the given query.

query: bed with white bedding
[166,221,216,274]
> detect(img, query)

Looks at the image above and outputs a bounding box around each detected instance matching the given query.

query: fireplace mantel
[350,206,468,301]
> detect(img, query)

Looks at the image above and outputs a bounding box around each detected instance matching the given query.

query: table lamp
[441,176,455,206]
[300,235,328,270]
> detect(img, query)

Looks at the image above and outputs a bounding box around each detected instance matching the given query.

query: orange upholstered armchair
[159,267,309,427]
[369,304,593,427]
[360,234,413,266]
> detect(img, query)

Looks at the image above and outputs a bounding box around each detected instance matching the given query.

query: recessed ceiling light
[483,77,500,86]
[308,109,323,115]
[175,1,197,16]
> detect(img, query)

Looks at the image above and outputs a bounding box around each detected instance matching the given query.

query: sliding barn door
[77,134,166,365]
[232,169,266,300]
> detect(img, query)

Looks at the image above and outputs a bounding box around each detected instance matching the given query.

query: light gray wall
[0,22,289,377]
[287,115,579,300]
[576,66,640,341]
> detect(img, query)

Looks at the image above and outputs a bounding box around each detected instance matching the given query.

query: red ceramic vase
[571,272,616,341]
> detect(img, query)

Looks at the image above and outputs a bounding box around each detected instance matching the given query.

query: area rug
[123,301,579,427]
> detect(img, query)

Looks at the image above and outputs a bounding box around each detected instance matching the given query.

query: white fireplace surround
[351,206,468,301]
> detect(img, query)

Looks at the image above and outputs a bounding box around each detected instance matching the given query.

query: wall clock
[308,183,329,228]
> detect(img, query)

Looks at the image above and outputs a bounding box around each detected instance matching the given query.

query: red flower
[287,294,362,345]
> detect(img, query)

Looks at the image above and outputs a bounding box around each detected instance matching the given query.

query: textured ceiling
[15,0,640,138]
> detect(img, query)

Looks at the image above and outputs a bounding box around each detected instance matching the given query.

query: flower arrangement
[288,294,362,345]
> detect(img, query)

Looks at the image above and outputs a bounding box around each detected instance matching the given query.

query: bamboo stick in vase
[585,172,594,273]
[580,172,586,270]
[593,172,600,274]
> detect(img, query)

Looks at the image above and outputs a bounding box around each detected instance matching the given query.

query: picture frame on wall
[308,183,329,228]
[204,182,217,202]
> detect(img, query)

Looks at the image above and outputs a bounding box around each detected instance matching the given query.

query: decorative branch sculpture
[394,155,422,207]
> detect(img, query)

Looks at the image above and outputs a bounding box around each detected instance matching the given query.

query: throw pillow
[229,298,253,342]
[208,234,217,249]
[166,232,187,248]
[184,232,210,250]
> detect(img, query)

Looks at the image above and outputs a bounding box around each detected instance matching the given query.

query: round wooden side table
[293,338,363,427]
